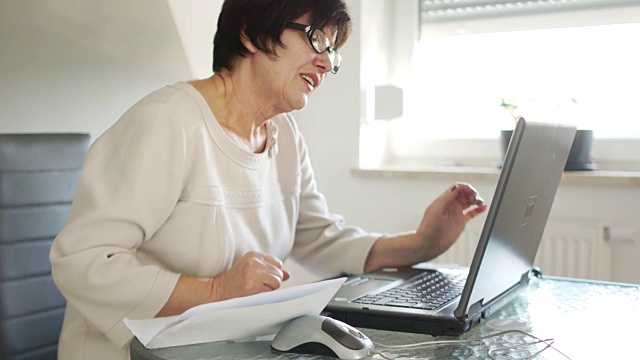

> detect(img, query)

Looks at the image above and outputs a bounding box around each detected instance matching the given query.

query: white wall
[2,0,638,284]
[0,0,221,140]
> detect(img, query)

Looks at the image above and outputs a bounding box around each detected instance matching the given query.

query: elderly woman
[50,0,486,359]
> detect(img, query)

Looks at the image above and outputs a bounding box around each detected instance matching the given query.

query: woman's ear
[240,31,258,54]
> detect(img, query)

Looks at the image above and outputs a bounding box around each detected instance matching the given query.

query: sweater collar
[177,82,280,169]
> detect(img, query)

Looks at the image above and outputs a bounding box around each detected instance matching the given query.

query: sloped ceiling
[0,0,206,137]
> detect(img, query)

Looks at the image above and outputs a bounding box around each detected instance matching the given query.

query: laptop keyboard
[352,271,466,310]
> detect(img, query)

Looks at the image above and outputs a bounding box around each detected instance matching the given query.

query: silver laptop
[324,118,576,336]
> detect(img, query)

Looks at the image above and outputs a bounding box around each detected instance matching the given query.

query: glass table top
[131,277,640,359]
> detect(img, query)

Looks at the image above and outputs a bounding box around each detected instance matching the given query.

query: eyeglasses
[287,22,343,74]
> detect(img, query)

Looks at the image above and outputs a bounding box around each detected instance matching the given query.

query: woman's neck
[190,73,270,153]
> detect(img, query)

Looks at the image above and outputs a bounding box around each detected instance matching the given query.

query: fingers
[260,252,284,270]
[215,252,290,301]
[257,252,289,285]
[242,251,290,290]
[462,202,487,218]
[282,268,291,281]
[447,183,487,218]
[450,183,484,205]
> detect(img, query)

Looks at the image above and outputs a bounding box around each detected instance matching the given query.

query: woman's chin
[289,95,310,111]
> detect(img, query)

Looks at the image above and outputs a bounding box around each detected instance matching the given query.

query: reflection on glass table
[131,277,640,360]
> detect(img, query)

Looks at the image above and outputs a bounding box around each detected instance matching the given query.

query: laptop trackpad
[335,278,398,299]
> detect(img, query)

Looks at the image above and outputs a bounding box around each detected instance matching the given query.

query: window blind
[420,0,639,23]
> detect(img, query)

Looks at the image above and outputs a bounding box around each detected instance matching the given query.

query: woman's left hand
[416,182,487,260]
[364,182,487,272]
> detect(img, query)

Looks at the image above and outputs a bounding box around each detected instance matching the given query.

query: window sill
[353,166,640,188]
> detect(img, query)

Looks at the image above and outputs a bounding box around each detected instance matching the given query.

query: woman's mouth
[301,74,316,89]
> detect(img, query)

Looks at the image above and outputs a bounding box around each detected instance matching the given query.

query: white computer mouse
[271,314,375,359]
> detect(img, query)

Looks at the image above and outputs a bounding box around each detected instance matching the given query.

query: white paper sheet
[124,277,346,349]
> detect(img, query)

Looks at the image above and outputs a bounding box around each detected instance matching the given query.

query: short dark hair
[212,0,352,73]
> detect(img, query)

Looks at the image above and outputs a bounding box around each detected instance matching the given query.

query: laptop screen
[455,118,576,319]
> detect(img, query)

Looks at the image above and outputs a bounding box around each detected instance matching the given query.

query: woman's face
[253,15,339,114]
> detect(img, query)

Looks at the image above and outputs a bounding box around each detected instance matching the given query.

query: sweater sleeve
[50,100,185,349]
[286,117,382,278]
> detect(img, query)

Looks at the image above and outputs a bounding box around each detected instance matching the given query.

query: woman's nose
[314,51,332,74]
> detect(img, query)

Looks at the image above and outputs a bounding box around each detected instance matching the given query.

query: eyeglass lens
[310,28,341,73]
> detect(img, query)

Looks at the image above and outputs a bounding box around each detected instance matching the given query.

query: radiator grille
[430,219,609,281]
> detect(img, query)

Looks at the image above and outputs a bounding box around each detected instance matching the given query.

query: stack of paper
[124,277,346,349]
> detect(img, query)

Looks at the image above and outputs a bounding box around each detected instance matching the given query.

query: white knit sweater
[50,82,380,360]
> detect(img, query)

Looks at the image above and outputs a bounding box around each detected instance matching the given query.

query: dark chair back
[0,133,89,360]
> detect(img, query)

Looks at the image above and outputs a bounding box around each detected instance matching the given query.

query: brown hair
[212,0,352,73]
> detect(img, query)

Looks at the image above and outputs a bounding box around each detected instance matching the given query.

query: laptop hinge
[520,268,542,285]
[531,267,543,278]
[468,299,484,319]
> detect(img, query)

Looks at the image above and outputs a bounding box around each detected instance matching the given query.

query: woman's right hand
[212,251,290,301]
[156,251,290,317]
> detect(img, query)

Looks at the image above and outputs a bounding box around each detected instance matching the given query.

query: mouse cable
[370,329,572,360]
[369,348,395,360]
[487,336,556,359]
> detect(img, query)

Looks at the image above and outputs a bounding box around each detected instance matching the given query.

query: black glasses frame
[287,22,342,74]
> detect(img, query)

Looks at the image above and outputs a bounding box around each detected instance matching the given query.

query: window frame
[359,0,640,171]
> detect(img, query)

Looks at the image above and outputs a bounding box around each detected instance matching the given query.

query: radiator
[431,219,610,281]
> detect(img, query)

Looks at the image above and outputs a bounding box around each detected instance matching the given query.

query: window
[360,1,640,170]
